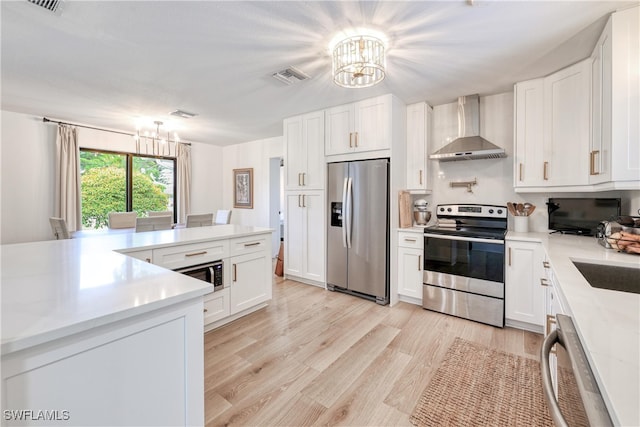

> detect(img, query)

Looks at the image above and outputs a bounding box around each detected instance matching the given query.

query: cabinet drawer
[203,288,230,325]
[398,232,423,249]
[123,249,153,263]
[153,240,229,269]
[229,234,270,257]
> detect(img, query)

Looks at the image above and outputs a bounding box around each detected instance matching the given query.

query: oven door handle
[541,329,569,427]
[423,233,504,245]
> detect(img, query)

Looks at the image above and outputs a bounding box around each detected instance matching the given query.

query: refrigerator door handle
[341,177,349,248]
[346,177,353,249]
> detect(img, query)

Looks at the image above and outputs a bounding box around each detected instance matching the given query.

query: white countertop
[1,225,273,355]
[507,231,640,426]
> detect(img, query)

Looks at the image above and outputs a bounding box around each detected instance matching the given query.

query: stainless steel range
[422,204,507,327]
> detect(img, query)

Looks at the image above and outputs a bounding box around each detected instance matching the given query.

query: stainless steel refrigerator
[327,158,389,305]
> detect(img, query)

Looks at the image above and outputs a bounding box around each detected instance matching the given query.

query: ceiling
[1,0,636,146]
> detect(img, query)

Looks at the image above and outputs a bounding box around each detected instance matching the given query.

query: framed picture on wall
[233,168,253,209]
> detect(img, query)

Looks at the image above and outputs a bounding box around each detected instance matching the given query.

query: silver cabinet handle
[419,170,423,185]
[354,132,359,147]
[404,238,417,243]
[540,278,549,287]
[185,251,207,257]
[543,161,549,181]
[519,163,523,182]
[418,255,422,271]
[349,132,353,148]
[244,242,260,247]
[232,264,237,282]
[541,330,569,427]
[302,172,306,186]
[298,194,302,208]
[298,173,302,186]
[543,261,550,268]
[302,194,306,208]
[508,247,512,266]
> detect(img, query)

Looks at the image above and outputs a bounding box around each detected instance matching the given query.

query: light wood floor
[204,275,543,426]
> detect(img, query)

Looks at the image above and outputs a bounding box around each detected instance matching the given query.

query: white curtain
[176,143,192,224]
[54,124,82,231]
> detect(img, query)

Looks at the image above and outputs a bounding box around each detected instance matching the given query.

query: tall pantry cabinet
[283,111,326,285]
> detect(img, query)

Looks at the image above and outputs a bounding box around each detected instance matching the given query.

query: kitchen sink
[572,261,640,294]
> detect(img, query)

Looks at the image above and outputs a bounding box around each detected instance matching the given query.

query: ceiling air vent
[272,67,311,85]
[170,110,198,119]
[27,0,64,14]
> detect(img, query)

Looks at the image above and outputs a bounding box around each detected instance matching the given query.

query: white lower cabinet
[284,190,325,284]
[2,299,205,426]
[543,257,565,396]
[397,231,423,303]
[505,239,545,330]
[203,288,230,325]
[229,250,271,314]
[123,249,153,263]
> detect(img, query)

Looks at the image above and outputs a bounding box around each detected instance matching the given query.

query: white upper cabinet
[515,5,639,192]
[406,102,432,191]
[325,94,392,156]
[543,59,591,186]
[514,59,591,190]
[514,79,545,187]
[594,6,639,186]
[284,110,325,190]
[590,17,612,184]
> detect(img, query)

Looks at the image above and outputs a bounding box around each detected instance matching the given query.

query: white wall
[0,110,223,244]
[426,92,640,231]
[1,111,57,244]
[221,136,283,232]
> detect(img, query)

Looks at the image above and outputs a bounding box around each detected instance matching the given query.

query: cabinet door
[229,251,270,314]
[325,104,354,155]
[514,79,545,187]
[302,111,326,189]
[284,112,325,190]
[406,102,430,190]
[354,95,391,152]
[610,6,639,183]
[284,191,325,283]
[398,247,423,300]
[303,192,325,282]
[203,288,230,325]
[284,115,304,190]
[505,240,544,327]
[589,20,613,184]
[543,60,590,186]
[284,193,305,277]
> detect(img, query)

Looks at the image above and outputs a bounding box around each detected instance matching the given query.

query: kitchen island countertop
[1,225,273,354]
[507,231,640,426]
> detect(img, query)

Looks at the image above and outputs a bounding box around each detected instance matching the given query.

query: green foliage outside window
[81,166,169,229]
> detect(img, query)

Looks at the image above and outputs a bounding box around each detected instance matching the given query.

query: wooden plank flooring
[205,276,542,426]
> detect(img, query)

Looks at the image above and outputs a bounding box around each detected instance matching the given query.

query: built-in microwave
[174,260,223,292]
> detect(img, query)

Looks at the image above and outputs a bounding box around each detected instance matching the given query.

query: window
[80,149,176,229]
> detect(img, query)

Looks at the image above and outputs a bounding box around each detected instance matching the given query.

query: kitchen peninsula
[1,225,273,426]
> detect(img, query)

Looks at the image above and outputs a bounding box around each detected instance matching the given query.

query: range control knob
[439,207,445,212]
[497,209,503,214]
[447,208,452,212]
[488,209,494,214]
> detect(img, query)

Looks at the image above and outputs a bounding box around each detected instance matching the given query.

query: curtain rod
[42,117,191,145]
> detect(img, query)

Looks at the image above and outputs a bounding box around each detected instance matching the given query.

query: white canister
[513,216,529,233]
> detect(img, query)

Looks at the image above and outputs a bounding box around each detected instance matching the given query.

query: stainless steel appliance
[541,314,613,426]
[327,158,389,305]
[413,199,431,226]
[175,260,224,292]
[422,204,507,327]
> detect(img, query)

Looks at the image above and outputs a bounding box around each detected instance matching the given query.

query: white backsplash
[417,91,639,232]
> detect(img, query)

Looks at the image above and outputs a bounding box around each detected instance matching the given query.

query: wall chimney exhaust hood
[430,94,506,162]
